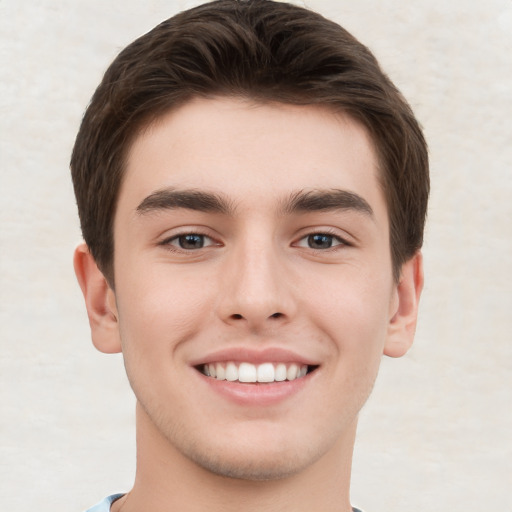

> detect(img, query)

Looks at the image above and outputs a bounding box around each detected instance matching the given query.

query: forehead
[119,97,386,220]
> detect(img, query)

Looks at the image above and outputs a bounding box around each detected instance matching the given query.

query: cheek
[307,269,393,354]
[114,268,215,357]
[113,271,212,406]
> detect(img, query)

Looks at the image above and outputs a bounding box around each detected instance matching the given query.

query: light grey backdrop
[1,1,511,511]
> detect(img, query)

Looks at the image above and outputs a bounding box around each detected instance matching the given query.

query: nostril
[227,312,284,321]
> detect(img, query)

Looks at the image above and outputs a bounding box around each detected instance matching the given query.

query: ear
[384,251,424,358]
[73,243,122,354]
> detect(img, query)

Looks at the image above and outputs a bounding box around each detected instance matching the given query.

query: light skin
[74,97,423,512]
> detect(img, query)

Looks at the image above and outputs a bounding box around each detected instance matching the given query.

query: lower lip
[198,371,311,406]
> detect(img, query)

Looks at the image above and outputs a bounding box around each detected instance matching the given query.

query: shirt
[85,494,365,511]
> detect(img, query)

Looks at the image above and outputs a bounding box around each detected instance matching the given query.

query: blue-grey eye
[307,234,335,249]
[177,234,206,249]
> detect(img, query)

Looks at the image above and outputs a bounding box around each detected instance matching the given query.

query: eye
[296,233,347,250]
[165,233,216,250]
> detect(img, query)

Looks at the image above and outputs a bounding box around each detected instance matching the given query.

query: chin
[165,418,340,482]
[181,442,323,481]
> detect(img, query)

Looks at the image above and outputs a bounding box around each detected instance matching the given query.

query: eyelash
[159,231,219,252]
[294,230,350,251]
[159,229,350,253]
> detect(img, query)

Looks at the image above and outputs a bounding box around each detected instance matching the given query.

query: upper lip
[190,347,320,367]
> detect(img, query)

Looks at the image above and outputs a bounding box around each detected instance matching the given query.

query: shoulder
[83,494,125,512]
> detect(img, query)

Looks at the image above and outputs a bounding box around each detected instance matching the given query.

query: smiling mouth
[198,362,318,383]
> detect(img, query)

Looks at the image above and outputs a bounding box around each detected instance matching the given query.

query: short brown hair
[71,0,429,284]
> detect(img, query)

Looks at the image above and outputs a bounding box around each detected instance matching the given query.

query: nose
[216,240,297,331]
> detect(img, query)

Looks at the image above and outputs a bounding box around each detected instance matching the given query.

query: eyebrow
[136,187,373,218]
[282,189,374,217]
[136,188,234,215]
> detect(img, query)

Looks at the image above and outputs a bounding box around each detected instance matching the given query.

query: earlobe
[73,243,122,354]
[384,251,424,358]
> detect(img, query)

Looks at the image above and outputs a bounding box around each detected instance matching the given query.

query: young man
[71,1,428,511]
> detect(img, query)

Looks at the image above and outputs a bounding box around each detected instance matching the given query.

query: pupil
[179,234,204,249]
[308,234,332,249]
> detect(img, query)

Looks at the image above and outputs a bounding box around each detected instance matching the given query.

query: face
[107,97,404,479]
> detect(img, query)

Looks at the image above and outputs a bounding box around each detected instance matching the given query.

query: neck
[114,402,356,512]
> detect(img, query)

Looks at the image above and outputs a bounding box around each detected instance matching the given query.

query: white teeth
[239,362,257,382]
[202,362,310,383]
[287,363,299,381]
[257,363,275,383]
[275,363,287,382]
[225,362,238,381]
[216,364,226,381]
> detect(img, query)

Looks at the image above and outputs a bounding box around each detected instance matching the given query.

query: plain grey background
[1,1,511,510]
